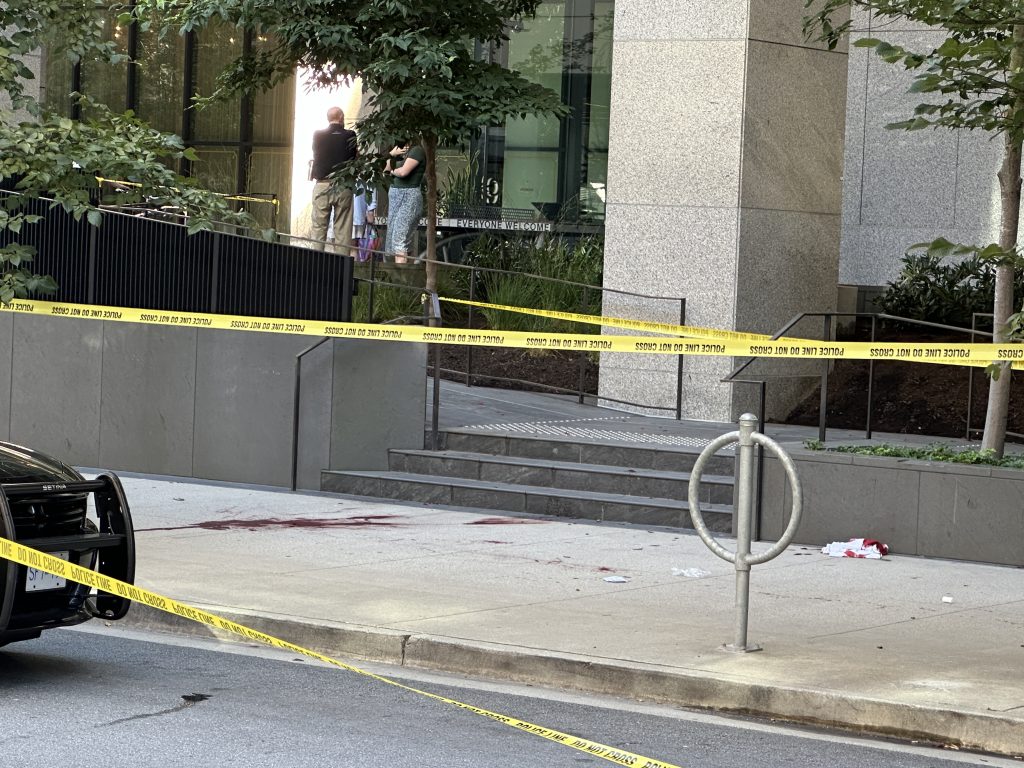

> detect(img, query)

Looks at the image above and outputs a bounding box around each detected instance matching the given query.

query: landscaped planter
[760,444,1024,567]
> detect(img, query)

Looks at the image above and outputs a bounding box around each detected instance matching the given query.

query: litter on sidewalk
[672,567,711,578]
[822,538,889,559]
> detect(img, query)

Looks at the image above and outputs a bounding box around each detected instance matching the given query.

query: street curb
[120,605,1024,758]
[119,604,410,665]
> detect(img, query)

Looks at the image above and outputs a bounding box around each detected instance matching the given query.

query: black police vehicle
[0,441,135,647]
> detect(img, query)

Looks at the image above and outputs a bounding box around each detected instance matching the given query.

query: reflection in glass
[252,46,295,144]
[193,23,241,142]
[472,0,613,224]
[247,149,291,231]
[136,28,186,135]
[192,148,238,195]
[79,16,129,116]
[582,0,613,221]
[42,49,75,116]
[502,2,565,214]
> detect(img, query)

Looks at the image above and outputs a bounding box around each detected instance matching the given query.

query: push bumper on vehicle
[0,472,136,645]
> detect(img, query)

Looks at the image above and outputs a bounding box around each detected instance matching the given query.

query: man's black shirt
[311,124,357,181]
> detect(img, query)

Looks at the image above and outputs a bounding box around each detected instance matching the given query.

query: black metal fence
[1,193,353,322]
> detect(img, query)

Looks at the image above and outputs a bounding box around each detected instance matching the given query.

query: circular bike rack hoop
[686,414,803,652]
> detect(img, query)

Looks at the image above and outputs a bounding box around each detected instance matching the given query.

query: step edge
[321,470,734,512]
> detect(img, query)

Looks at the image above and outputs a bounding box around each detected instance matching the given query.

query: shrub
[454,234,603,330]
[478,270,541,331]
[874,251,1024,329]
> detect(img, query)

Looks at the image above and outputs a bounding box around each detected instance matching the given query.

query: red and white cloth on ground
[821,538,890,559]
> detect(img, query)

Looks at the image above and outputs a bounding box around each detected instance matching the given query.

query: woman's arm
[391,156,421,179]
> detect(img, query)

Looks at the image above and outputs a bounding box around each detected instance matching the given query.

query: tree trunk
[423,134,439,299]
[981,25,1024,456]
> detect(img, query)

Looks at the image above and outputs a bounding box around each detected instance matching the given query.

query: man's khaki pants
[311,181,354,255]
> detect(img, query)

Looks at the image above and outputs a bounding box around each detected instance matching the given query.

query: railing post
[367,255,377,323]
[466,267,476,387]
[426,291,442,451]
[87,223,99,305]
[676,298,685,420]
[290,337,332,492]
[576,284,588,404]
[753,381,766,542]
[866,315,876,439]
[209,232,221,313]
[967,313,979,441]
[818,314,832,443]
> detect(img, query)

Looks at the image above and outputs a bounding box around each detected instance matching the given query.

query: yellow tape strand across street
[0,537,681,768]
[437,296,1023,369]
[1,297,1022,364]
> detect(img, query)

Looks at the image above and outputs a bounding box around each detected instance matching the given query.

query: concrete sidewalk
[108,475,1024,757]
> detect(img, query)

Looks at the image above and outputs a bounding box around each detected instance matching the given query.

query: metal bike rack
[687,414,803,653]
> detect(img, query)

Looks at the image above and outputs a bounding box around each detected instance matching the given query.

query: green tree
[805,0,1024,456]
[163,0,569,295]
[0,0,247,304]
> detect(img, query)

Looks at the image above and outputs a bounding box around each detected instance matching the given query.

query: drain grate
[461,419,733,450]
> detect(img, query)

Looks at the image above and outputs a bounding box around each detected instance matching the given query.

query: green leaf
[86,209,103,227]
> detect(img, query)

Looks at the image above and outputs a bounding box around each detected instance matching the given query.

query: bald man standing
[310,106,357,255]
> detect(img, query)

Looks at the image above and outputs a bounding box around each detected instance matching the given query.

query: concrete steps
[320,429,736,532]
[387,449,734,505]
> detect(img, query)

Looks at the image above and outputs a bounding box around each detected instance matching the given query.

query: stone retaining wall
[761,445,1024,567]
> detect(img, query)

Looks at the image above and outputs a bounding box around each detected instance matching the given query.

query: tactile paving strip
[461,419,734,450]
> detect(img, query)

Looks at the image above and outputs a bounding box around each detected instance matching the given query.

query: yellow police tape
[439,296,769,342]
[0,537,679,768]
[437,296,1023,369]
[95,177,279,208]
[2,297,1022,364]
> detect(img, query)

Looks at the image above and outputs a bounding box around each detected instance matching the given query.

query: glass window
[581,0,613,221]
[135,28,186,135]
[42,50,75,116]
[501,2,566,213]
[251,35,295,145]
[474,0,614,224]
[192,148,238,195]
[246,148,291,231]
[192,23,241,142]
[79,16,129,115]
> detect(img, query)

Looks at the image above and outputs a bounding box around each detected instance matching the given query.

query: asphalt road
[0,626,1013,768]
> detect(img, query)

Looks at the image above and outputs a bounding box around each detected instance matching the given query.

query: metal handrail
[417,253,688,418]
[425,292,443,451]
[723,311,997,442]
[290,337,331,492]
[967,312,1024,442]
[722,311,1008,543]
[289,291,434,492]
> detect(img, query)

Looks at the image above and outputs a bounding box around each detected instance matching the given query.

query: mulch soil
[438,346,599,396]
[785,326,1024,439]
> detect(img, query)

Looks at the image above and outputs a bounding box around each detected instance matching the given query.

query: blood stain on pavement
[137,514,404,532]
[466,517,549,525]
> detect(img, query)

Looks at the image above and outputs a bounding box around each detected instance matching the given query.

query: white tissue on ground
[672,567,711,578]
[821,538,889,559]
